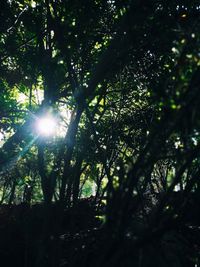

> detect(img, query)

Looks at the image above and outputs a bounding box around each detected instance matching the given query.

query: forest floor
[0,197,200,267]
[0,198,103,267]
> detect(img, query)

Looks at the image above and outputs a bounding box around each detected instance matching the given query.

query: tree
[0,1,200,267]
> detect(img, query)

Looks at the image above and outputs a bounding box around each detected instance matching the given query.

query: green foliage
[0,1,200,266]
[81,180,96,198]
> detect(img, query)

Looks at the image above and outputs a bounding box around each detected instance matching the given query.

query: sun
[36,116,57,136]
[34,106,72,138]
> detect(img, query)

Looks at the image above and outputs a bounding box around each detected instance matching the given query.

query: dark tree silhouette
[0,1,200,267]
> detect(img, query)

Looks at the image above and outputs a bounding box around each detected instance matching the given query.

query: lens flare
[36,116,57,136]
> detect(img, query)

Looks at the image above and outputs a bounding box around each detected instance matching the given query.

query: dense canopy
[0,1,200,267]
